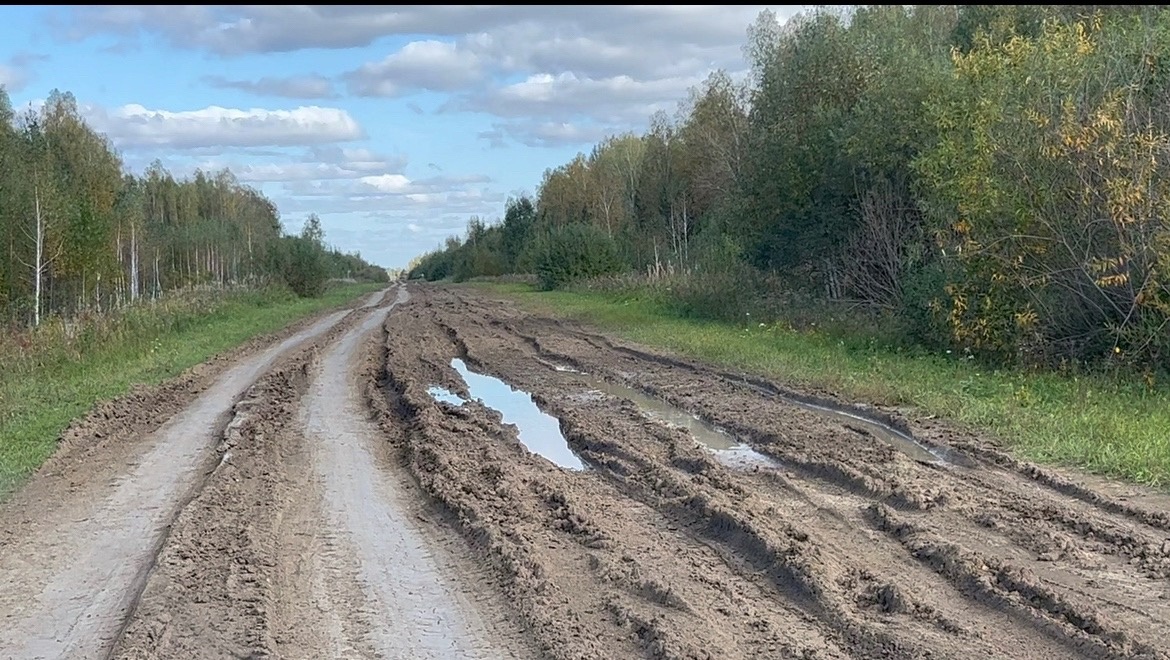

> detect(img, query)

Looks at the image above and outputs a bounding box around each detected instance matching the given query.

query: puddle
[448,359,587,471]
[793,400,952,466]
[427,386,467,406]
[551,362,953,468]
[557,367,781,469]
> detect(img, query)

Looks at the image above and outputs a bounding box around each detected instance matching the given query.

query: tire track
[112,286,539,659]
[0,293,369,660]
[384,284,1170,659]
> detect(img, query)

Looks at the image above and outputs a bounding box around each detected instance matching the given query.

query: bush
[532,223,623,290]
[268,236,327,298]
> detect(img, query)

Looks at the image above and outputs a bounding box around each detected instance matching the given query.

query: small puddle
[554,366,780,469]
[427,386,467,406]
[793,400,952,466]
[435,359,587,471]
[551,362,953,468]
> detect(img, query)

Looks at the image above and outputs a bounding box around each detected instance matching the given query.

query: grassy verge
[472,281,1170,489]
[0,282,384,493]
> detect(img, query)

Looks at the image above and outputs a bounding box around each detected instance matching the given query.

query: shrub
[268,236,327,298]
[532,223,622,290]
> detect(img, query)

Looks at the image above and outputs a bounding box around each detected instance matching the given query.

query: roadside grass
[0,282,384,494]
[471,281,1170,489]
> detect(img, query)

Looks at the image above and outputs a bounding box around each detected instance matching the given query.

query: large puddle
[429,359,587,471]
[553,362,953,468]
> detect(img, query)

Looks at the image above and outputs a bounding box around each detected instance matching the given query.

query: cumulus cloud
[45,6,806,265]
[345,40,483,97]
[202,74,337,99]
[82,103,365,149]
[454,72,695,124]
[360,173,413,193]
[280,186,503,220]
[53,6,803,150]
[284,172,493,199]
[54,6,793,58]
[189,146,409,184]
[479,120,613,149]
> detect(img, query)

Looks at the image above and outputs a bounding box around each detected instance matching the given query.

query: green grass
[0,282,384,494]
[471,281,1170,489]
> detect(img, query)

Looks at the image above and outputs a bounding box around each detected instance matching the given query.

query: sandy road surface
[5,282,1170,659]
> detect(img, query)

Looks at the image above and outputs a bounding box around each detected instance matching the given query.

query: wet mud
[109,287,537,660]
[4,282,1170,659]
[0,301,358,660]
[371,284,1170,659]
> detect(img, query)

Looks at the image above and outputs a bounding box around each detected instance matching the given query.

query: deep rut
[298,286,525,658]
[373,284,1170,659]
[109,286,539,659]
[6,282,1170,660]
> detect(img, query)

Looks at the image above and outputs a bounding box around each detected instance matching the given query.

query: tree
[301,213,325,247]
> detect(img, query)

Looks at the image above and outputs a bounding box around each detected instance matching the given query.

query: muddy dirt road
[4,283,1170,659]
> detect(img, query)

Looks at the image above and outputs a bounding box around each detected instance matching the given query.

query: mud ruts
[8,282,1170,660]
[368,284,1170,660]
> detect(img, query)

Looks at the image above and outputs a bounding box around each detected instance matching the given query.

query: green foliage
[0,283,382,495]
[532,223,622,290]
[268,236,328,298]
[916,11,1170,366]
[409,236,462,282]
[407,5,1170,382]
[501,196,537,272]
[0,86,385,325]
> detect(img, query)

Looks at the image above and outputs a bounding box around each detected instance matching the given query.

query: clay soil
[3,283,1170,659]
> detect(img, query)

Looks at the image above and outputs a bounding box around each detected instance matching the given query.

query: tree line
[1,88,386,327]
[410,5,1170,374]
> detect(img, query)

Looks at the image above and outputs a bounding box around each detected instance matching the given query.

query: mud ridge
[947,438,1170,533]
[39,291,380,478]
[110,308,362,659]
[868,504,1166,660]
[391,284,1170,659]
[489,297,1170,534]
[31,281,1168,660]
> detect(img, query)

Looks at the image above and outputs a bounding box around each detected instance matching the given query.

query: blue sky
[0,5,801,268]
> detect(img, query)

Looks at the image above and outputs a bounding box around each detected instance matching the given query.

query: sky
[0,5,803,269]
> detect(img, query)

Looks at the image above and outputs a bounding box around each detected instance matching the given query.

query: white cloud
[198,145,409,183]
[453,72,696,126]
[479,121,612,149]
[202,74,337,99]
[279,187,505,217]
[44,6,808,265]
[83,103,365,149]
[346,40,483,97]
[360,173,412,193]
[54,6,805,151]
[55,6,799,58]
[0,63,27,93]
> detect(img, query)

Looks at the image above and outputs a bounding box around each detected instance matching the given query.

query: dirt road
[3,283,1170,659]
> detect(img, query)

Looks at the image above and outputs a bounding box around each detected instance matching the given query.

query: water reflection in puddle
[430,359,587,471]
[552,362,954,468]
[555,366,780,468]
[794,400,953,466]
[426,386,467,406]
